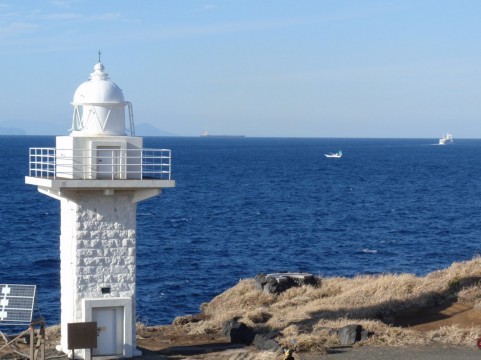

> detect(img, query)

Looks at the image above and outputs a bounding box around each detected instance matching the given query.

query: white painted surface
[96,146,121,179]
[54,136,142,180]
[92,307,124,356]
[93,308,116,355]
[58,192,137,356]
[26,176,174,191]
[71,63,127,136]
[83,297,134,359]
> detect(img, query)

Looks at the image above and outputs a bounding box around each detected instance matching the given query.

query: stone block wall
[59,190,137,351]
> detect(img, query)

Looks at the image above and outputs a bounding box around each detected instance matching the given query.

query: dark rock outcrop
[221,318,255,345]
[222,318,283,351]
[336,324,372,346]
[253,330,281,351]
[255,273,320,294]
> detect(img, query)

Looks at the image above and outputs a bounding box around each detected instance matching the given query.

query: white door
[92,307,123,356]
[97,147,120,179]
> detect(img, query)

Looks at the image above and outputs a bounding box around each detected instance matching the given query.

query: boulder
[338,324,362,345]
[337,324,373,346]
[255,273,320,294]
[221,318,283,351]
[252,330,281,351]
[221,318,255,345]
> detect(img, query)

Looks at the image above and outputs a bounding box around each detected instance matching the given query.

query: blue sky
[0,1,480,137]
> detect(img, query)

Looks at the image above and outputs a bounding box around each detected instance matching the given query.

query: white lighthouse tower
[25,61,175,358]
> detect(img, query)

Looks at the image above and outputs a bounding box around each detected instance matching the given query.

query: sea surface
[1,136,481,327]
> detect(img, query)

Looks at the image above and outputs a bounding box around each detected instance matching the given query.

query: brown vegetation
[171,256,481,353]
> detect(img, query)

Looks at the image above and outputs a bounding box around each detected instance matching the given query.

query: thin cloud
[40,11,124,23]
[48,0,79,9]
[0,22,37,37]
[25,9,123,22]
[140,7,398,41]
[44,12,81,20]
[151,17,311,39]
[89,12,123,22]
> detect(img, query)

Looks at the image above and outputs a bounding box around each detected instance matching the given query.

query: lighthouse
[25,61,175,358]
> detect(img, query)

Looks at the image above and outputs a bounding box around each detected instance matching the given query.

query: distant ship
[438,133,453,145]
[325,150,342,158]
[200,131,245,138]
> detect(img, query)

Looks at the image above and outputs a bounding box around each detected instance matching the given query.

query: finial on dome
[90,62,108,81]
[90,50,108,80]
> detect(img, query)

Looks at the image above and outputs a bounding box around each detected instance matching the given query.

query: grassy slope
[173,256,481,352]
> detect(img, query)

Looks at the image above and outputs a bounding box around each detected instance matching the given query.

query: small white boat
[325,150,342,158]
[438,133,453,145]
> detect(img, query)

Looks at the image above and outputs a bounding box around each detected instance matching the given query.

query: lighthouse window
[101,287,111,294]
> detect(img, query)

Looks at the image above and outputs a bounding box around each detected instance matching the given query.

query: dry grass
[225,352,280,360]
[172,256,481,353]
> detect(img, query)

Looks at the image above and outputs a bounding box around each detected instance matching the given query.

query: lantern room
[71,62,134,136]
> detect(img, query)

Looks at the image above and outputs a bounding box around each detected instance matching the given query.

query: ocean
[1,135,481,327]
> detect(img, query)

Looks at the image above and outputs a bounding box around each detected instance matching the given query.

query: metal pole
[29,325,34,360]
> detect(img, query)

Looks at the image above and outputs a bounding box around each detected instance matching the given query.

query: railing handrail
[28,147,172,181]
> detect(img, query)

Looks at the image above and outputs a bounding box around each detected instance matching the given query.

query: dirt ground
[392,301,481,331]
[2,301,481,359]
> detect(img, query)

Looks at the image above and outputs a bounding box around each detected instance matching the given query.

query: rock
[221,318,283,350]
[252,330,281,351]
[221,318,255,345]
[336,325,373,345]
[338,324,362,346]
[255,273,321,294]
[254,274,268,290]
[360,330,370,342]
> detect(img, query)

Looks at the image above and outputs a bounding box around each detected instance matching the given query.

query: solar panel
[0,285,36,325]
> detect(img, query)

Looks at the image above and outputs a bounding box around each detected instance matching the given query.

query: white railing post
[52,148,56,179]
[29,147,171,180]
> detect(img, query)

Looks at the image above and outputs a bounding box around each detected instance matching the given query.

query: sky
[0,0,481,138]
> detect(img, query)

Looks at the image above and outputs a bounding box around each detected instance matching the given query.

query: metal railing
[28,148,172,180]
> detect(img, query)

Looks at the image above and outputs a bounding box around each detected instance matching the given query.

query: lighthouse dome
[73,63,125,104]
[71,62,129,136]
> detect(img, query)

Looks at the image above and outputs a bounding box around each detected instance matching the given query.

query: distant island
[135,123,176,136]
[0,126,26,135]
[0,122,175,137]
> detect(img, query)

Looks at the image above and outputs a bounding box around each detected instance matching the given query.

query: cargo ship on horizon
[200,131,246,138]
